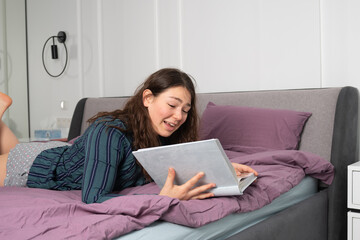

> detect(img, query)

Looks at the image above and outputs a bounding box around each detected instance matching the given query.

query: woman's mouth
[164,120,176,129]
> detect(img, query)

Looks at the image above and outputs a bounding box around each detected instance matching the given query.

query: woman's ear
[142,89,153,107]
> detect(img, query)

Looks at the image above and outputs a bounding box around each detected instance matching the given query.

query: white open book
[133,139,257,196]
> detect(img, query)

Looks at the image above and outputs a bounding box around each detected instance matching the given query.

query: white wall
[321,0,360,89]
[23,0,360,138]
[181,0,321,92]
[0,1,6,97]
[26,0,324,138]
[0,0,29,139]
[27,0,81,138]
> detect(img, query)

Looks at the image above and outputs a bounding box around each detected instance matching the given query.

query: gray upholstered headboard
[67,86,358,240]
[69,87,356,162]
[196,88,339,162]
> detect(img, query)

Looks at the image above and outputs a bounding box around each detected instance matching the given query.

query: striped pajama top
[27,116,146,204]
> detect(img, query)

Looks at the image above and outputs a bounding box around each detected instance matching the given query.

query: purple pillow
[199,102,311,150]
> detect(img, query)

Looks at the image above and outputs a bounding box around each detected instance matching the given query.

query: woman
[0,68,257,203]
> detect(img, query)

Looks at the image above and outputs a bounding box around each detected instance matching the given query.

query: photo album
[133,139,257,196]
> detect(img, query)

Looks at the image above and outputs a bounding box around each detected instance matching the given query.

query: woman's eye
[182,109,189,114]
[168,104,175,108]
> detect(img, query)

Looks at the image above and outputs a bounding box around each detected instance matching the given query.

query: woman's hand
[231,163,258,177]
[159,168,216,200]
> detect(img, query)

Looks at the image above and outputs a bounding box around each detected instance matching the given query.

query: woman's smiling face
[143,86,191,137]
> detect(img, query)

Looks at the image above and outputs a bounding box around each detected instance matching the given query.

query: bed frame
[68,87,359,240]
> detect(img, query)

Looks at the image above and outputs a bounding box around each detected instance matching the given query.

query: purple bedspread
[0,149,334,239]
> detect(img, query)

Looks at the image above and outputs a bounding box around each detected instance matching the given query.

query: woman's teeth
[165,121,175,127]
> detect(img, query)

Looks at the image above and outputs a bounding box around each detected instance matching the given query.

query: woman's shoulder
[84,116,133,144]
[92,116,127,128]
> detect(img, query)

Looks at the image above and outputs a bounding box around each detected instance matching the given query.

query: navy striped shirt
[27,117,146,203]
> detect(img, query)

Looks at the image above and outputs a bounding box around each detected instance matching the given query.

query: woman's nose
[173,109,182,120]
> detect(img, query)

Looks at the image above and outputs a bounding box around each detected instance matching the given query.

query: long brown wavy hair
[88,67,199,150]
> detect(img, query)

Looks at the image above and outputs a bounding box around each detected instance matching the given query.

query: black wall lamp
[42,31,68,77]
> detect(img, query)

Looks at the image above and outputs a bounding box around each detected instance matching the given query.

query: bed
[0,87,358,240]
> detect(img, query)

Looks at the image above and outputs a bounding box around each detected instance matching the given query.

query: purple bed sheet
[0,148,334,239]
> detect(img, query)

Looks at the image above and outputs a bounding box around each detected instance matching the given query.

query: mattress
[118,176,318,240]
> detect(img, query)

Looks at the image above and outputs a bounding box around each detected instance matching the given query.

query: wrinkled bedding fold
[0,148,334,239]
